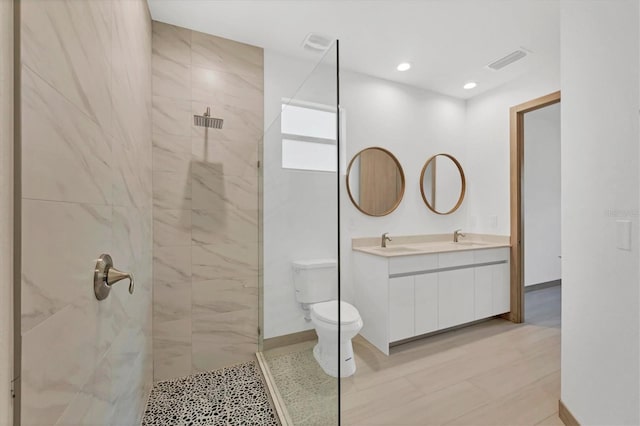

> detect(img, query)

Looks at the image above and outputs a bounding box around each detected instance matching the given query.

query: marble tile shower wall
[151,22,263,381]
[20,0,153,424]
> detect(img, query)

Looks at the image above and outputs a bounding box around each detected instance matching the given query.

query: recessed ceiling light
[397,62,411,71]
[463,81,477,90]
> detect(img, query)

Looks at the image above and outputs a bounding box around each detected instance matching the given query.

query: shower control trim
[94,254,134,300]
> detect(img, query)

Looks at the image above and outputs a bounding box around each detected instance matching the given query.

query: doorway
[509,91,561,323]
[522,102,562,326]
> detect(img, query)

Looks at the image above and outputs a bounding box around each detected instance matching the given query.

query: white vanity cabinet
[353,246,510,355]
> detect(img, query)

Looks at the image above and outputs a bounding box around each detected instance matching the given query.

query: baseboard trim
[255,352,293,426]
[525,279,561,293]
[390,317,498,348]
[559,399,580,426]
[262,329,316,351]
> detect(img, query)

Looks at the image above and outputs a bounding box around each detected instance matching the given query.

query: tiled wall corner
[151,21,263,381]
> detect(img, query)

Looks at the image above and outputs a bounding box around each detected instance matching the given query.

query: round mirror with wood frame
[346,147,405,217]
[420,153,466,215]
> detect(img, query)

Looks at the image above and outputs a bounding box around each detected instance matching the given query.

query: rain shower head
[194,107,223,129]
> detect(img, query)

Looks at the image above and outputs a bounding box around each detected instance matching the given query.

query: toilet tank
[292,259,338,304]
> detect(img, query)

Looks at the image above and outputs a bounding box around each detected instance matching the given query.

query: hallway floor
[342,285,562,425]
[525,284,561,328]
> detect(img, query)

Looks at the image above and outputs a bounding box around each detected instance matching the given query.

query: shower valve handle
[93,254,134,300]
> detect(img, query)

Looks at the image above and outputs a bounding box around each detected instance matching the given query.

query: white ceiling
[147,0,560,100]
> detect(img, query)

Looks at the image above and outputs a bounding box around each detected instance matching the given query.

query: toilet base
[313,339,356,378]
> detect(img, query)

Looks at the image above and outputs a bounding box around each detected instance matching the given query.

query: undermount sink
[451,241,490,247]
[373,246,422,253]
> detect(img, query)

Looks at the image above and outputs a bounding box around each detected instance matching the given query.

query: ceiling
[147,0,560,100]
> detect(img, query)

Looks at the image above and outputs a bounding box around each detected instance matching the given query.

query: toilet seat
[311,300,361,325]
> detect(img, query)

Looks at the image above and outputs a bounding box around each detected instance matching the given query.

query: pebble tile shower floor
[142,361,279,425]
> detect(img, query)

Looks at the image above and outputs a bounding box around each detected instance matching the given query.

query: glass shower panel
[258,41,340,425]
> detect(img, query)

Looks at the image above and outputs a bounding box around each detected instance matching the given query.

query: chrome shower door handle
[94,254,135,300]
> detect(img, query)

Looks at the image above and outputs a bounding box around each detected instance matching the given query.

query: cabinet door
[474,266,494,319]
[492,263,510,315]
[438,269,474,329]
[415,273,438,335]
[389,276,415,342]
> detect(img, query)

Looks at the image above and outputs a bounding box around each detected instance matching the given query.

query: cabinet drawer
[474,247,510,264]
[438,250,474,268]
[389,254,438,276]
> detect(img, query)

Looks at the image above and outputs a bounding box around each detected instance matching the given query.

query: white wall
[524,103,561,286]
[264,50,468,338]
[340,72,468,237]
[0,0,12,424]
[465,69,560,236]
[560,1,639,424]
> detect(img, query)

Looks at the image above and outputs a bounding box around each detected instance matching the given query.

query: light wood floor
[341,285,562,426]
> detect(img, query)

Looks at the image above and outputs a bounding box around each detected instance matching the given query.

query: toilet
[292,259,363,378]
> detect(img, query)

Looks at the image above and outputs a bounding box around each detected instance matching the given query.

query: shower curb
[256,352,293,426]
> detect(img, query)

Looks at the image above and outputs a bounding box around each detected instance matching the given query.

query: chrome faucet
[453,229,466,243]
[381,232,392,248]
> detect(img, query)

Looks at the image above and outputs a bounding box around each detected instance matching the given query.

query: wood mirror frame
[419,153,466,215]
[346,147,405,217]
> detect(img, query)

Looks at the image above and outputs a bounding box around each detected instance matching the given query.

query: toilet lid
[312,300,360,325]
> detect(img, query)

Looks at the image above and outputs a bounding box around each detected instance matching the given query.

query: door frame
[509,91,561,323]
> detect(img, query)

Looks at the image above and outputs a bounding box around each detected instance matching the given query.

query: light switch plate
[616,220,632,251]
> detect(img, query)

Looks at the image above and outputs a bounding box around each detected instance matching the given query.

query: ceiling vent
[302,33,333,53]
[486,49,528,71]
